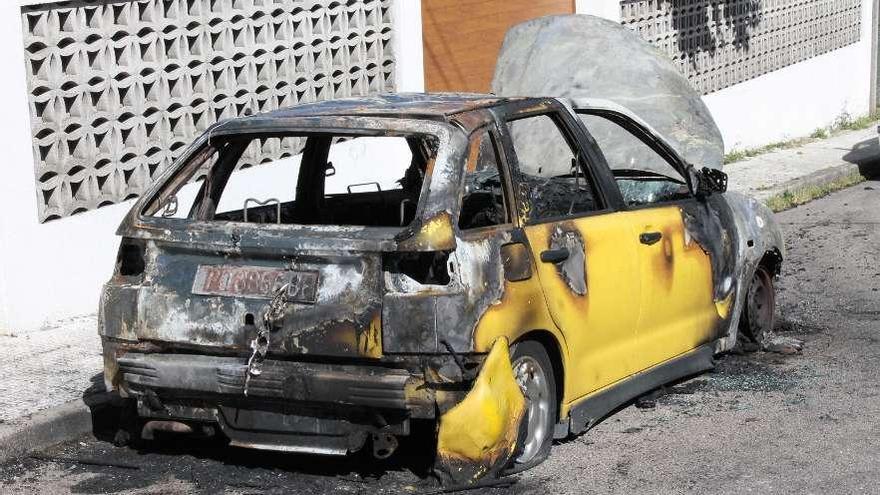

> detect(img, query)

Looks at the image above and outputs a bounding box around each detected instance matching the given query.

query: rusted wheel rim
[747,267,776,341]
[513,355,551,464]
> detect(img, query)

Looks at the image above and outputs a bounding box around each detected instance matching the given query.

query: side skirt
[555,344,716,439]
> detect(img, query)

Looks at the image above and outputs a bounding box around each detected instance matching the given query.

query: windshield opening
[143,132,438,228]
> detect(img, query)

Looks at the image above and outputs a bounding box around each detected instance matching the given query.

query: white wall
[0,0,426,333]
[575,0,621,22]
[0,1,133,333]
[578,0,874,151]
[391,0,426,92]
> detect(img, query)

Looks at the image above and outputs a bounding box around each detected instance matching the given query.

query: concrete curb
[746,162,868,210]
[764,162,860,195]
[0,393,112,464]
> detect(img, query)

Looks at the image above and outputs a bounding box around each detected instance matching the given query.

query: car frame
[99,93,783,484]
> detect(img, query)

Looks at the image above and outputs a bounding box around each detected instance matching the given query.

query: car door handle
[540,247,570,263]
[639,231,663,246]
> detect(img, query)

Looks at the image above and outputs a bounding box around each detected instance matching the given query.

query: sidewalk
[0,125,878,462]
[726,126,879,203]
[0,315,103,462]
[0,316,101,425]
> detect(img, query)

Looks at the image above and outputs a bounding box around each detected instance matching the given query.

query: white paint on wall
[575,0,620,22]
[214,137,410,214]
[0,1,134,333]
[391,0,426,92]
[325,137,413,193]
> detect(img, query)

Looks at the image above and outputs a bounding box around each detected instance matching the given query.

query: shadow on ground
[68,370,442,493]
[842,136,880,179]
[36,413,441,494]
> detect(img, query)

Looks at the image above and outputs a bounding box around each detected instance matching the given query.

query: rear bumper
[109,351,449,455]
[101,340,528,483]
[116,353,430,414]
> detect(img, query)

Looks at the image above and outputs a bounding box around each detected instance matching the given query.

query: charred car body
[99,93,783,483]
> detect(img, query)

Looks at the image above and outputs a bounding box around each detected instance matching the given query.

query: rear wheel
[739,266,776,347]
[507,341,557,473]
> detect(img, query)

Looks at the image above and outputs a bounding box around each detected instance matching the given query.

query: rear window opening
[143,132,439,228]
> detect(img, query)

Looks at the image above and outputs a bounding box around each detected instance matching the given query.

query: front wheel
[738,265,777,347]
[507,341,557,473]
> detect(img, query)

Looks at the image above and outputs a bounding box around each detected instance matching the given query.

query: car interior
[147,133,438,228]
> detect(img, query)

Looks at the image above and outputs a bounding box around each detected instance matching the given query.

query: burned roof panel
[209,94,528,135]
[257,93,517,120]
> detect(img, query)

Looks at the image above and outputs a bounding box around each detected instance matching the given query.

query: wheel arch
[714,191,786,353]
[513,329,566,423]
[758,246,783,277]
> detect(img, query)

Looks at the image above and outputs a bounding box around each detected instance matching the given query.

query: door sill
[555,344,716,439]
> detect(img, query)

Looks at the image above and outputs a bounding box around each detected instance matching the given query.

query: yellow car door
[522,215,642,396]
[574,108,722,372]
[503,110,642,400]
[629,205,718,367]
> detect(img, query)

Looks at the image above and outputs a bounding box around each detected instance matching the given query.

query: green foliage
[724,113,878,165]
[723,137,813,164]
[835,114,875,132]
[764,171,865,212]
[809,128,828,139]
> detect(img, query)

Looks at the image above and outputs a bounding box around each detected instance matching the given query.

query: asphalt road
[2,179,879,494]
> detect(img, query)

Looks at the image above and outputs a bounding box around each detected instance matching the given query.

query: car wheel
[507,341,557,473]
[739,265,776,346]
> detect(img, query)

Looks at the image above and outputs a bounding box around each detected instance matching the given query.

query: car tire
[506,340,557,474]
[738,265,776,347]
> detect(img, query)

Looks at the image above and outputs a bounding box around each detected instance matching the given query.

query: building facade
[0,0,875,333]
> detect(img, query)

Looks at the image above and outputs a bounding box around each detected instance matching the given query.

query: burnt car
[99,94,783,483]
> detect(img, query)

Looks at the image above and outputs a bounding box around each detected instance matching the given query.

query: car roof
[254,93,530,120]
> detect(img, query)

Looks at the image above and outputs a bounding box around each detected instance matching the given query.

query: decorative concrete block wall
[621,0,862,94]
[22,0,395,222]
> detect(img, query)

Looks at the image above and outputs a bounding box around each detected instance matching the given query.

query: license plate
[192,265,319,303]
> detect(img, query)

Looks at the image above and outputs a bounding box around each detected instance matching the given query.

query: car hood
[492,14,724,169]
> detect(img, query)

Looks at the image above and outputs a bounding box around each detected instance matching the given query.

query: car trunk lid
[131,235,384,359]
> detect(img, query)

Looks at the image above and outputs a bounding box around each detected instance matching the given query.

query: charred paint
[471,243,562,353]
[500,242,532,282]
[548,225,587,296]
[358,311,383,358]
[435,338,526,484]
[523,213,637,398]
[397,211,457,251]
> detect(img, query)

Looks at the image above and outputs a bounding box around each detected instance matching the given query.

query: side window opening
[143,133,438,228]
[150,147,220,220]
[458,129,508,230]
[577,113,690,207]
[507,113,600,223]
